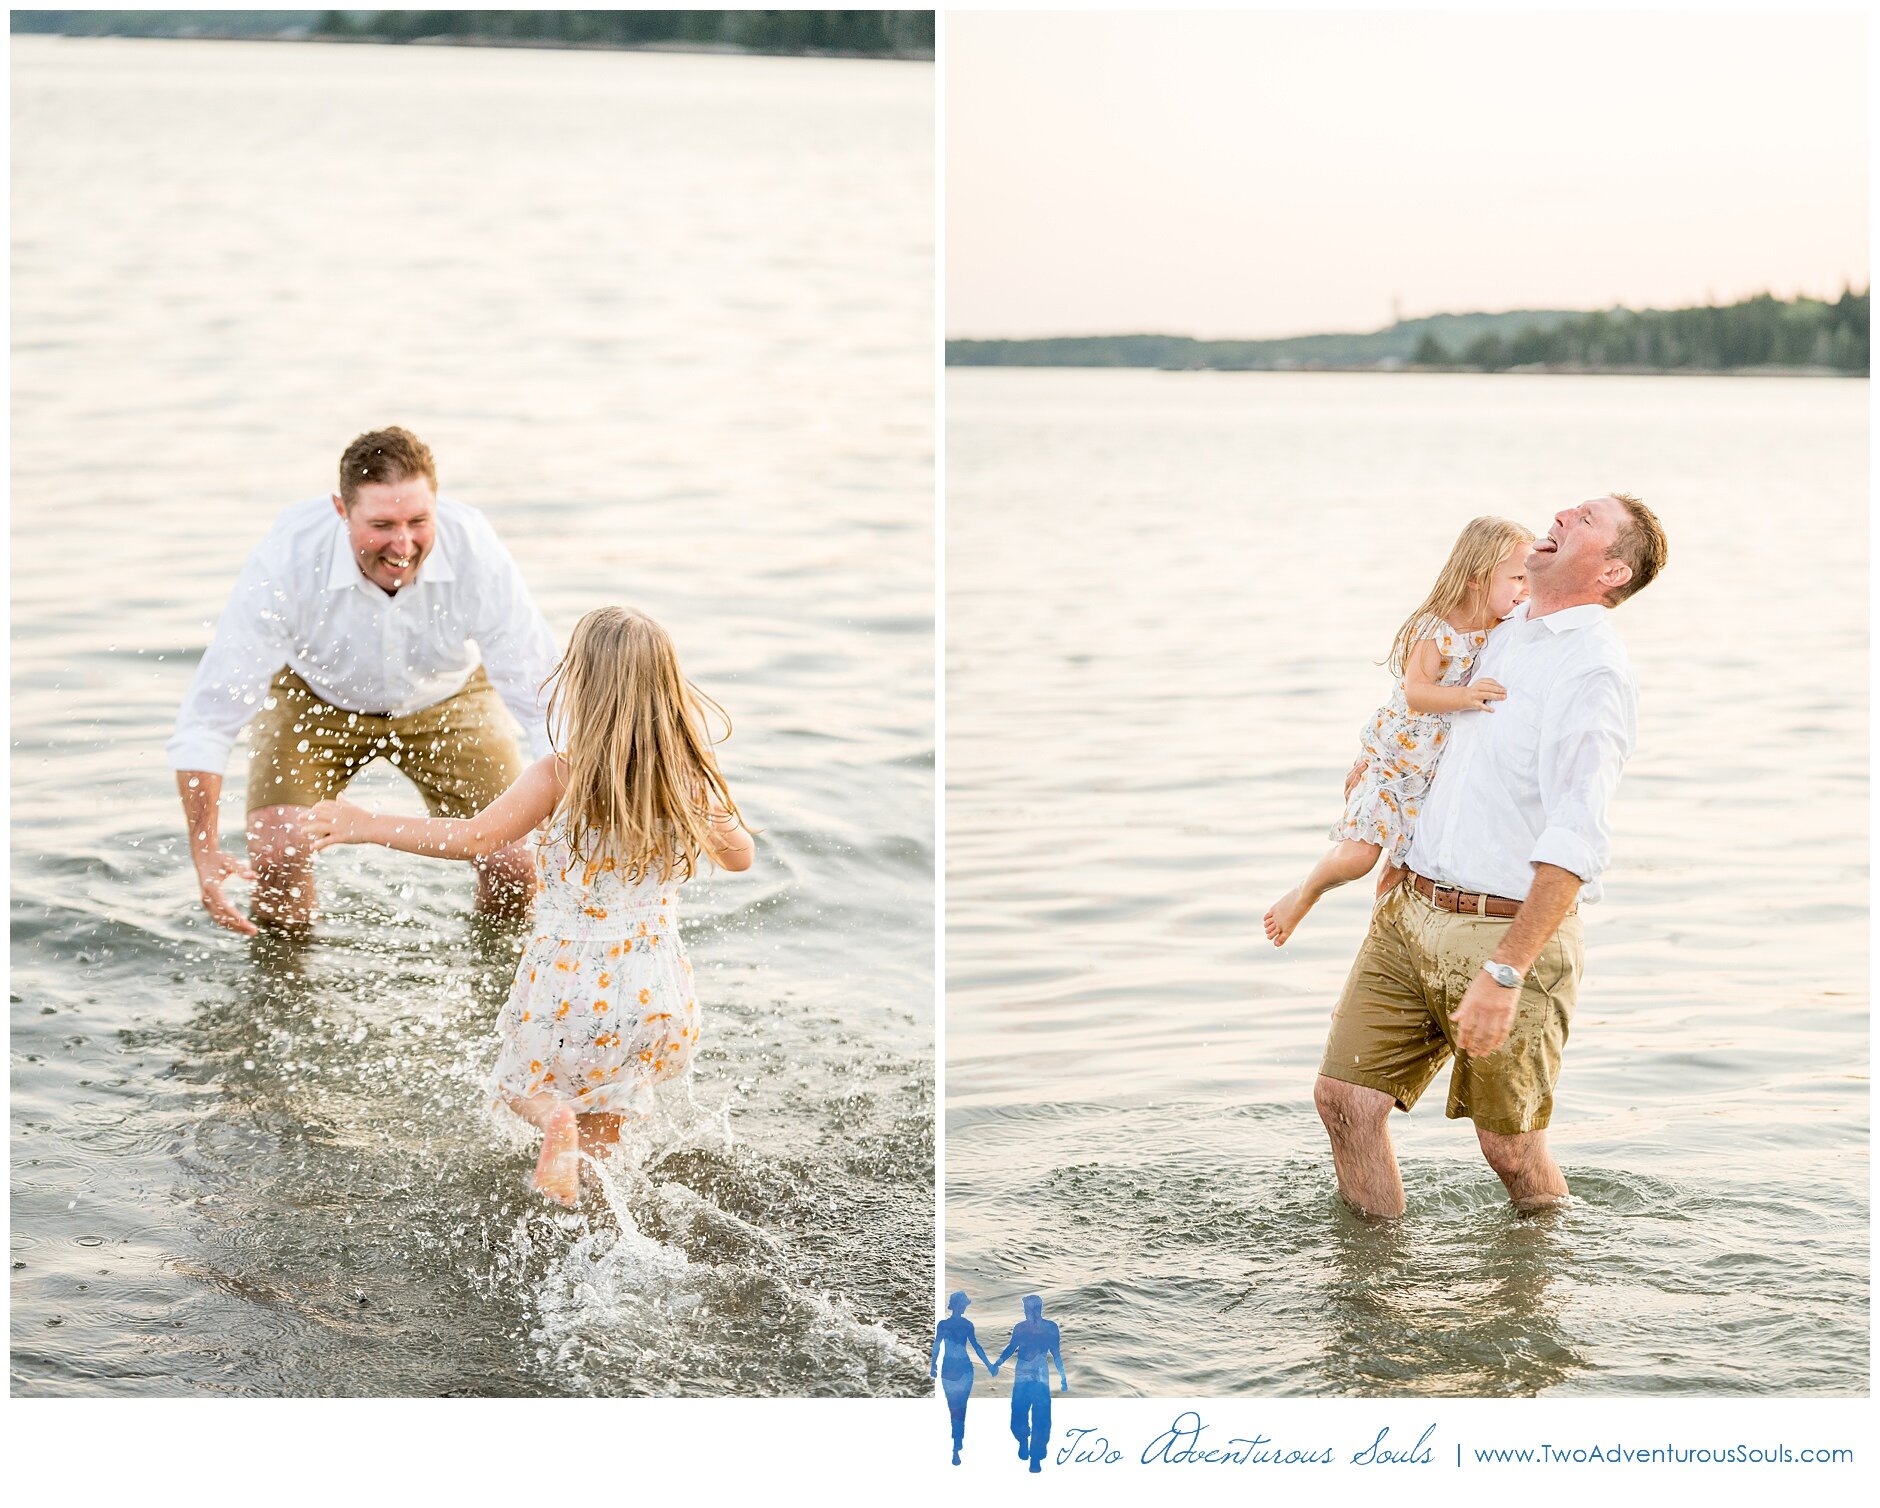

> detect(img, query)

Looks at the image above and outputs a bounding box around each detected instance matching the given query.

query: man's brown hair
[1605,491,1666,607]
[337,427,438,507]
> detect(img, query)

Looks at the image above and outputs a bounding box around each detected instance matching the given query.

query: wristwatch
[1481,960,1523,989]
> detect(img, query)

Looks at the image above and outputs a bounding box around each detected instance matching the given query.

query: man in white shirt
[1315,492,1667,1216]
[169,427,558,935]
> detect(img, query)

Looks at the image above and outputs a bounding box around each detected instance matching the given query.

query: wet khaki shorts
[245,666,526,818]
[1318,880,1583,1135]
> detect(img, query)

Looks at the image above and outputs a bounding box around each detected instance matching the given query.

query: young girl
[306,606,754,1206]
[1263,517,1532,947]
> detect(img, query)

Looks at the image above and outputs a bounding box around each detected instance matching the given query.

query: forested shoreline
[11,10,936,59]
[949,289,1869,374]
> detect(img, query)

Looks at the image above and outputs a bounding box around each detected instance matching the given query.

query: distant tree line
[950,291,1869,374]
[1411,288,1869,373]
[314,10,934,57]
[11,11,322,36]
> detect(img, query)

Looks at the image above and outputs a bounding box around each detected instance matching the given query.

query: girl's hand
[1459,677,1508,712]
[306,798,373,851]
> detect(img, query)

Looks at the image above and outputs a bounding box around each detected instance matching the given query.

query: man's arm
[169,537,295,935]
[166,536,296,775]
[1527,665,1636,887]
[1048,1323,1067,1391]
[177,771,257,936]
[1453,665,1636,1057]
[1450,862,1580,1055]
[993,1332,1019,1367]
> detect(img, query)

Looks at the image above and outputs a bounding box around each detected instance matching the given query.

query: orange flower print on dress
[1331,612,1489,868]
[487,820,702,1120]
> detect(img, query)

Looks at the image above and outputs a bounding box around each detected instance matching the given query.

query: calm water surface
[946,368,1866,1396]
[11,37,933,1396]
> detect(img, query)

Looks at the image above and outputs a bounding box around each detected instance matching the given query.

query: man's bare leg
[246,804,316,932]
[1476,1126,1568,1212]
[1314,1075,1405,1218]
[1266,841,1381,946]
[473,840,535,920]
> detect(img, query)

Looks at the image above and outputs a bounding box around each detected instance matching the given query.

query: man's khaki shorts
[1318,879,1583,1135]
[245,666,526,818]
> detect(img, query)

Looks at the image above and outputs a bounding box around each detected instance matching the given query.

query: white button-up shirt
[167,496,558,772]
[1403,601,1638,904]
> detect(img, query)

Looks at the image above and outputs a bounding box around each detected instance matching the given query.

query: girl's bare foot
[1264,887,1313,946]
[532,1105,581,1207]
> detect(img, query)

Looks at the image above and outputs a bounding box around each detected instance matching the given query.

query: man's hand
[1452,968,1520,1056]
[306,798,372,851]
[193,847,258,936]
[1343,758,1368,801]
[1458,677,1508,713]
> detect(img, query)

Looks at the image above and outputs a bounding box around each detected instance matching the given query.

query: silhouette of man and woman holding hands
[930,1292,1067,1470]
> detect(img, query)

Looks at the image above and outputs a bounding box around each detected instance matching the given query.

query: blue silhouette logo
[995,1294,1068,1472]
[936,1292,1070,1470]
[931,1290,994,1463]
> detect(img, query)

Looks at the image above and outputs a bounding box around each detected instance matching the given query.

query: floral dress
[1330,614,1488,864]
[488,822,699,1118]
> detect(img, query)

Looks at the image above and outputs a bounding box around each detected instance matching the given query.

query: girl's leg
[1264,840,1381,946]
[577,1112,625,1159]
[504,1093,581,1207]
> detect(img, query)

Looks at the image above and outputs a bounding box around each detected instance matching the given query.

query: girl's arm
[306,755,564,859]
[708,804,756,872]
[930,1326,943,1377]
[968,1322,994,1373]
[1403,639,1506,715]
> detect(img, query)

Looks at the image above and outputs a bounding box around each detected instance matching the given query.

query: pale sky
[947,10,1869,338]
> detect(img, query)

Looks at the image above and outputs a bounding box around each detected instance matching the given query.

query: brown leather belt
[1407,870,1522,918]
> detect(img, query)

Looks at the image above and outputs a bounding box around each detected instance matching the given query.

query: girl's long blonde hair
[1386,516,1535,675]
[545,606,744,881]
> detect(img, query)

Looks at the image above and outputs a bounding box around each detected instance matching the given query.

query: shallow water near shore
[11,37,933,1396]
[946,368,1867,1396]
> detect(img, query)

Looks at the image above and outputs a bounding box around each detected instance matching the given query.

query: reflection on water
[11,37,933,1396]
[947,369,1867,1396]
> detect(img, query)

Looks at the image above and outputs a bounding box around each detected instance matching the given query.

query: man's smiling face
[1528,495,1631,602]
[333,478,436,594]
